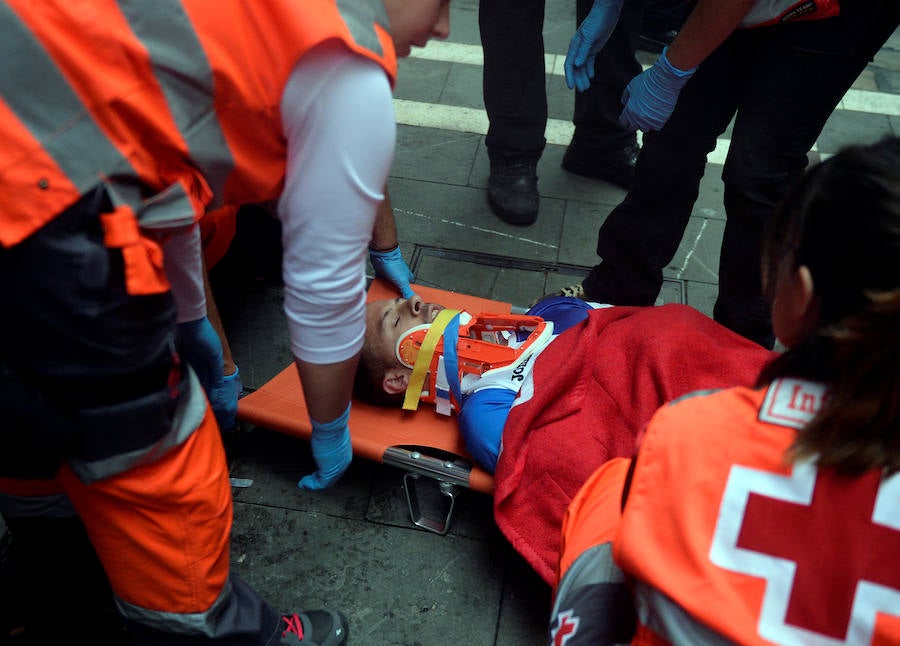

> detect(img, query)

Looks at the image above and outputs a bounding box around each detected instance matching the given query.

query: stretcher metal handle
[402,474,460,535]
[382,445,473,487]
[383,445,472,535]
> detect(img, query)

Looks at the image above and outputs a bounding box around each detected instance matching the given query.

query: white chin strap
[395,323,431,368]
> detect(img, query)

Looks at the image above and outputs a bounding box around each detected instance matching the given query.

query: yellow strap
[402,309,460,411]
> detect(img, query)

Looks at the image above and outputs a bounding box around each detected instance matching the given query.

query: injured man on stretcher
[355,292,776,475]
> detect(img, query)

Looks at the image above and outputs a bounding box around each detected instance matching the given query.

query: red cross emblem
[711,461,900,643]
[551,609,579,645]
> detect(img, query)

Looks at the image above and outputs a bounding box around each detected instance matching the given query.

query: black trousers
[479,0,649,163]
[583,0,900,348]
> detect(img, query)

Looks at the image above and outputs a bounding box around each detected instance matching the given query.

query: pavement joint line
[675,218,710,279]
[396,208,560,249]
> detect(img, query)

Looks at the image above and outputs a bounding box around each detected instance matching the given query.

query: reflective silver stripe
[67,368,209,483]
[633,581,737,645]
[551,542,635,644]
[117,0,234,210]
[118,567,275,636]
[117,577,234,636]
[105,178,198,230]
[553,543,628,614]
[338,0,389,55]
[0,3,135,192]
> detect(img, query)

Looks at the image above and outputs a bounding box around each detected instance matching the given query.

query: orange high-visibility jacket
[556,378,900,645]
[0,0,396,290]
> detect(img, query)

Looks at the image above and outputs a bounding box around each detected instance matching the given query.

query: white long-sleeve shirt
[163,43,396,364]
[278,43,396,365]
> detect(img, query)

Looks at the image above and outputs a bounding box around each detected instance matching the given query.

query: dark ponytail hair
[758,137,900,476]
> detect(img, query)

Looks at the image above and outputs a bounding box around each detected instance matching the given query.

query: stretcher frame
[236,280,508,534]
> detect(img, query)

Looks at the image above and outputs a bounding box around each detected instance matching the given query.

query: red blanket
[493,304,776,585]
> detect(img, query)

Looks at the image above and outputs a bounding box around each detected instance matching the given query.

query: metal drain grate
[406,245,685,306]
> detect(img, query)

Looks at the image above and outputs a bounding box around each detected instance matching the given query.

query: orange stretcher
[236,279,511,534]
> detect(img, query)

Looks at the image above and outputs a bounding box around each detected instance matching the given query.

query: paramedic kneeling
[0,1,450,644]
[549,137,900,645]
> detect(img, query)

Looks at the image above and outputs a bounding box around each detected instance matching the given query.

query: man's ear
[382,367,411,395]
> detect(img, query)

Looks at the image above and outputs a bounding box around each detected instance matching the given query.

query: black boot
[487,159,539,226]
[561,140,640,191]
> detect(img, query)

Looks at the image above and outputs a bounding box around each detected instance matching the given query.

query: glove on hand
[564,0,626,92]
[177,317,224,397]
[298,404,352,491]
[619,47,696,132]
[209,366,242,430]
[370,246,415,298]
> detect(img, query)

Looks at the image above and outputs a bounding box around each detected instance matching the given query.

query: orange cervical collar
[398,311,551,413]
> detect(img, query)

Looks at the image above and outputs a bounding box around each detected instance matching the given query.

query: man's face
[365,295,445,365]
[383,0,450,58]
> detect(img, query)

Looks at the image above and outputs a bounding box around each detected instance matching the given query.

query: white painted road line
[394,38,900,165]
[407,40,900,117]
[394,99,750,166]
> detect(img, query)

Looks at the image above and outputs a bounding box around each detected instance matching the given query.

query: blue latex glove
[564,0,626,92]
[209,366,242,430]
[369,246,414,298]
[619,47,696,133]
[298,404,352,491]
[177,317,224,397]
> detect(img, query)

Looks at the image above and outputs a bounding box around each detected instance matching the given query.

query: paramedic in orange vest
[549,138,900,644]
[0,0,450,644]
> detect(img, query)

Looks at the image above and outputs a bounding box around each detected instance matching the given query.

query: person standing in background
[550,136,900,646]
[549,0,899,349]
[481,0,688,226]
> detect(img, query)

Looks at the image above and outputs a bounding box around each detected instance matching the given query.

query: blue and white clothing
[459,297,607,473]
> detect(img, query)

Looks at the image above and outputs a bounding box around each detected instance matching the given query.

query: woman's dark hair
[757,136,900,475]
